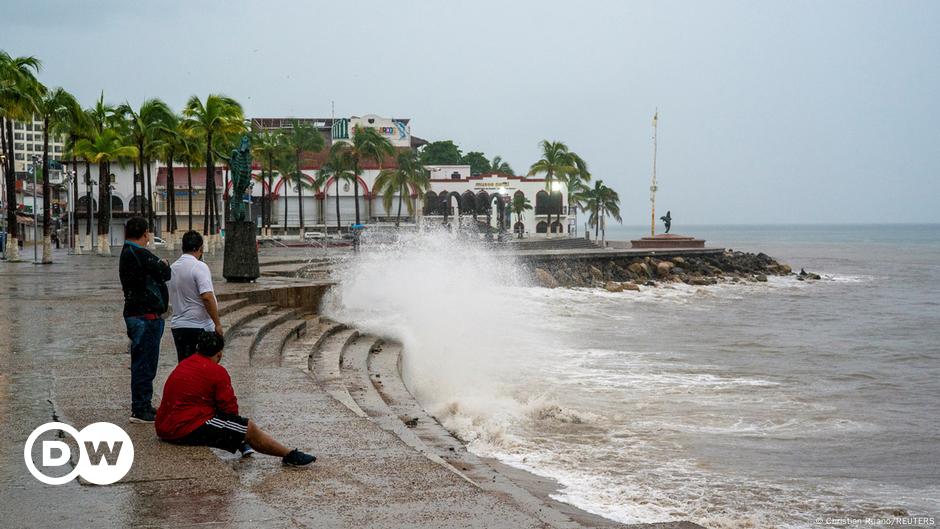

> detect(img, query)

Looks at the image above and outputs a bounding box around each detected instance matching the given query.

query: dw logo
[24,422,134,485]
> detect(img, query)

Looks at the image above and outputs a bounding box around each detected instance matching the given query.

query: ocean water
[324,224,940,529]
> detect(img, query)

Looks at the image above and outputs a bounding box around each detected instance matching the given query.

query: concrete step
[217,297,251,317]
[250,313,314,368]
[223,306,299,367]
[245,308,306,366]
[366,341,586,529]
[219,303,273,338]
[310,326,365,417]
[279,318,345,371]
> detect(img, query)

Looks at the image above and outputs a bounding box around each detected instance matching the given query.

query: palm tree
[283,119,324,233]
[576,180,621,243]
[1,51,42,261]
[176,128,204,232]
[77,94,118,251]
[349,125,394,224]
[154,113,184,248]
[527,140,590,237]
[74,128,137,255]
[511,194,532,239]
[373,150,430,227]
[250,128,286,235]
[182,94,244,250]
[60,103,91,254]
[318,142,356,231]
[118,99,174,232]
[490,155,514,175]
[272,152,297,232]
[35,86,81,263]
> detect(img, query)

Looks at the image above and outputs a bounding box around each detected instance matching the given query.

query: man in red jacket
[156,332,316,466]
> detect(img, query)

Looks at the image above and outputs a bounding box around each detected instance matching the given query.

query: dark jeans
[171,327,204,363]
[125,316,165,413]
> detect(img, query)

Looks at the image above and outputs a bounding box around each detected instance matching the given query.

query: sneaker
[282,449,316,466]
[129,409,156,423]
[239,442,255,458]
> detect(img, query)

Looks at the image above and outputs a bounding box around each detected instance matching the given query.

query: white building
[59,113,573,240]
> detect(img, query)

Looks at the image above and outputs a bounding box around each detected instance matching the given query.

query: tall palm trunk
[3,119,19,260]
[41,118,52,263]
[97,161,111,255]
[186,161,193,231]
[353,162,360,225]
[145,158,154,231]
[84,161,92,242]
[335,182,341,231]
[71,156,80,253]
[297,177,304,233]
[166,150,176,248]
[204,131,213,237]
[259,168,266,234]
[267,163,273,232]
[545,172,553,238]
[396,182,403,227]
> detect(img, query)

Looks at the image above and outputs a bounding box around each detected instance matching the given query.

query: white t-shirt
[168,253,216,331]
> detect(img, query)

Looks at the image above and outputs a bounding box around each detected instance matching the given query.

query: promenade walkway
[0,248,701,529]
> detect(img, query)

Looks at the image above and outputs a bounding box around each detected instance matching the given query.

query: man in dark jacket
[119,217,171,423]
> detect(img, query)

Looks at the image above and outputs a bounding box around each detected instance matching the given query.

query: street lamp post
[87,177,96,253]
[108,177,115,249]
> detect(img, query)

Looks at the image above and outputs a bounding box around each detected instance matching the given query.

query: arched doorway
[111,195,124,212]
[535,190,549,215]
[128,196,148,214]
[461,191,476,217]
[77,196,97,213]
[536,221,548,233]
[550,221,563,233]
[423,191,439,215]
[514,221,525,235]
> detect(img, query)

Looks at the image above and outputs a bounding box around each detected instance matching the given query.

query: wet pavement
[0,247,567,529]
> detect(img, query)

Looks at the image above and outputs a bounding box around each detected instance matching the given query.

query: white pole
[650,109,658,237]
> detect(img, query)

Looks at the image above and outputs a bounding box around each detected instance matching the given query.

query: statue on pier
[225,135,253,222]
[660,210,672,234]
[222,134,260,282]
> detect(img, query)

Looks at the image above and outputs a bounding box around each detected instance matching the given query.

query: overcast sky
[4,0,938,224]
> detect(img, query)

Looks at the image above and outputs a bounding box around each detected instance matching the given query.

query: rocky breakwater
[531,250,818,290]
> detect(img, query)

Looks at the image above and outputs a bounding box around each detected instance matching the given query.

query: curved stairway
[209,294,695,529]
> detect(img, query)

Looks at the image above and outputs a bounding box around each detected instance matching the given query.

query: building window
[25,123,33,131]
[14,122,24,130]
[15,153,24,160]
[15,143,24,150]
[54,145,62,152]
[14,133,23,140]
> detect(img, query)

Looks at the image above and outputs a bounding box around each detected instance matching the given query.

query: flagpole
[650,109,658,237]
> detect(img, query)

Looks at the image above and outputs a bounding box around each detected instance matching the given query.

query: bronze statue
[225,135,253,222]
[660,210,672,233]
[221,134,259,282]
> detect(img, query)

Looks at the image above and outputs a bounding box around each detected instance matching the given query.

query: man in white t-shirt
[168,231,223,362]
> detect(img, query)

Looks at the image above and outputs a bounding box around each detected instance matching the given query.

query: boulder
[628,262,650,277]
[672,256,685,265]
[690,277,716,286]
[604,281,624,293]
[622,282,640,291]
[535,268,560,288]
[589,266,605,282]
[755,274,768,282]
[672,267,686,275]
[779,264,792,275]
[656,261,674,277]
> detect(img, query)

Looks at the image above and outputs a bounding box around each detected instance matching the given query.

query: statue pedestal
[223,220,260,283]
[631,233,705,249]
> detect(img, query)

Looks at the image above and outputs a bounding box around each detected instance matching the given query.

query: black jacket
[119,242,171,317]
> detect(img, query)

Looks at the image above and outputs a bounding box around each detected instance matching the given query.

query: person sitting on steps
[155,331,316,466]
